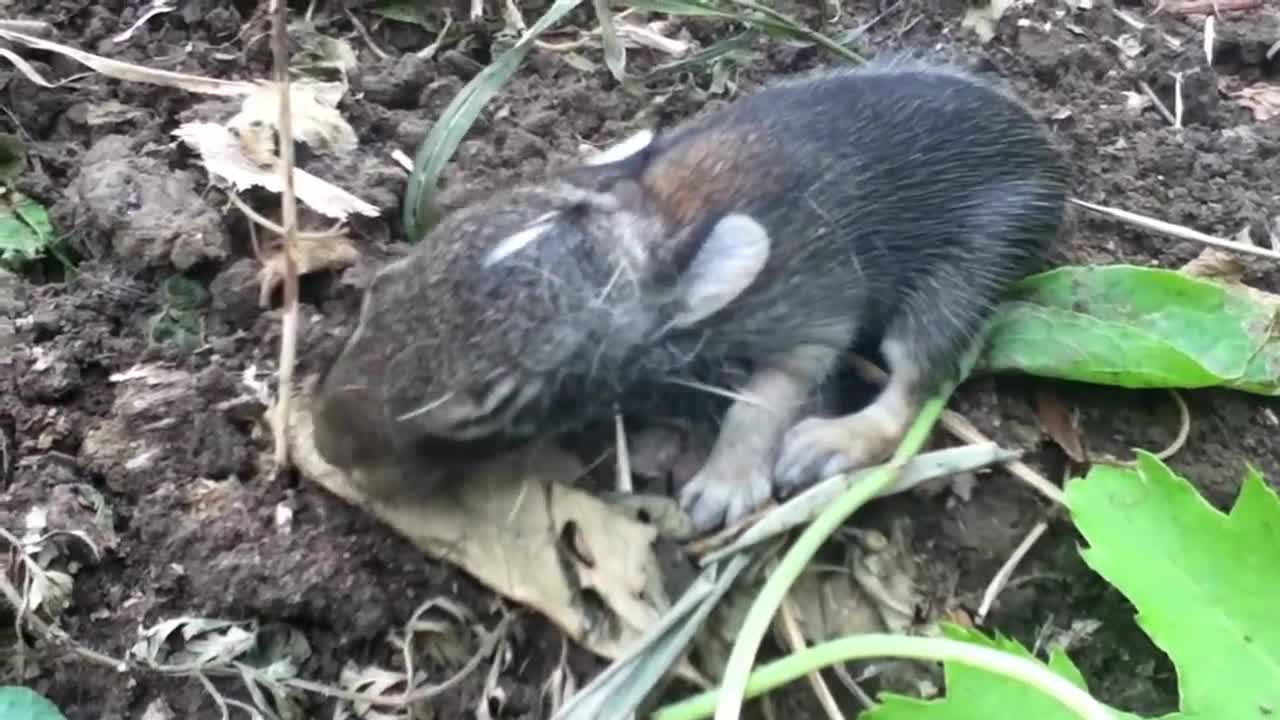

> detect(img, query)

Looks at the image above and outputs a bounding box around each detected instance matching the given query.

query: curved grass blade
[402,0,587,240]
[593,0,627,82]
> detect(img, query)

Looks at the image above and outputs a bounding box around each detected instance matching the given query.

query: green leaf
[979,265,1280,395]
[0,687,68,720]
[592,0,626,82]
[1066,453,1280,719]
[401,0,587,240]
[368,0,436,30]
[0,190,54,267]
[0,133,28,183]
[864,625,1138,720]
[620,0,741,19]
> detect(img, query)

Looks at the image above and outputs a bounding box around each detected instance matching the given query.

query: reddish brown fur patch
[641,127,785,228]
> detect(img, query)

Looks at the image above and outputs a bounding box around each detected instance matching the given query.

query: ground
[2,0,1279,718]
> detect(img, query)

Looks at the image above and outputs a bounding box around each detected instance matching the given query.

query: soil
[3,0,1280,718]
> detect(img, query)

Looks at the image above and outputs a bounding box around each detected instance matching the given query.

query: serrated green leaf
[980,265,1280,395]
[0,687,68,720]
[1066,452,1280,718]
[0,191,54,266]
[864,625,1139,720]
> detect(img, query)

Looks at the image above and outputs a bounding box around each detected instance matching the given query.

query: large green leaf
[863,625,1140,720]
[980,265,1280,395]
[1067,453,1280,719]
[0,687,68,720]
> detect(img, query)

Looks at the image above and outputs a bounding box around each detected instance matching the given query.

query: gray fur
[313,58,1070,528]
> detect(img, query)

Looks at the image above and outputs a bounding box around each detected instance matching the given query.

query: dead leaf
[1034,384,1085,462]
[279,388,703,685]
[228,81,359,156]
[257,234,359,304]
[173,122,380,220]
[961,0,1016,42]
[1232,83,1280,121]
[1180,246,1280,310]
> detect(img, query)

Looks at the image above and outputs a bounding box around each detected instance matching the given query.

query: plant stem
[711,390,950,719]
[652,634,1115,720]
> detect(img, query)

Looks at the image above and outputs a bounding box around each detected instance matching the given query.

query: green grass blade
[401,0,588,240]
[646,29,758,75]
[593,0,627,82]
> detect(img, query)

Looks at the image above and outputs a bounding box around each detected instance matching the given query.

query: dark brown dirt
[3,0,1279,718]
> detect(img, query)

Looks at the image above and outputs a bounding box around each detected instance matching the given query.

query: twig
[1091,389,1191,467]
[1070,197,1280,261]
[846,355,1066,506]
[940,410,1065,506]
[976,520,1049,623]
[1157,0,1262,14]
[829,663,877,711]
[1138,80,1177,126]
[344,7,391,60]
[270,0,300,471]
[614,412,634,494]
[775,597,845,720]
[227,192,347,241]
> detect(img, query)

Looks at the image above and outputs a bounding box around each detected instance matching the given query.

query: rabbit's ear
[666,212,771,328]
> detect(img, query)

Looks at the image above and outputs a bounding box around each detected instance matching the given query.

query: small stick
[1138,80,1178,126]
[1070,198,1280,262]
[775,596,845,720]
[270,0,300,470]
[614,411,633,494]
[847,355,1066,506]
[976,520,1049,623]
[1157,0,1261,15]
[1091,389,1191,467]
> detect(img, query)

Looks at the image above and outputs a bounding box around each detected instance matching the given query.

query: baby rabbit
[313,56,1070,532]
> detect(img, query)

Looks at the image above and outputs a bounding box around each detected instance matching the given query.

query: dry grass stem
[1069,198,1280,261]
[1091,389,1191,467]
[1138,80,1177,126]
[940,409,1066,506]
[776,597,846,720]
[1159,0,1262,14]
[226,192,346,241]
[846,354,1066,506]
[344,6,391,60]
[614,413,634,494]
[270,0,300,470]
[976,520,1049,623]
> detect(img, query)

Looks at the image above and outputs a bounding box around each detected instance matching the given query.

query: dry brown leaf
[1232,83,1280,121]
[961,0,1016,42]
[1033,384,1086,463]
[173,122,380,220]
[1181,246,1280,310]
[257,234,359,304]
[279,387,702,685]
[229,81,359,156]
